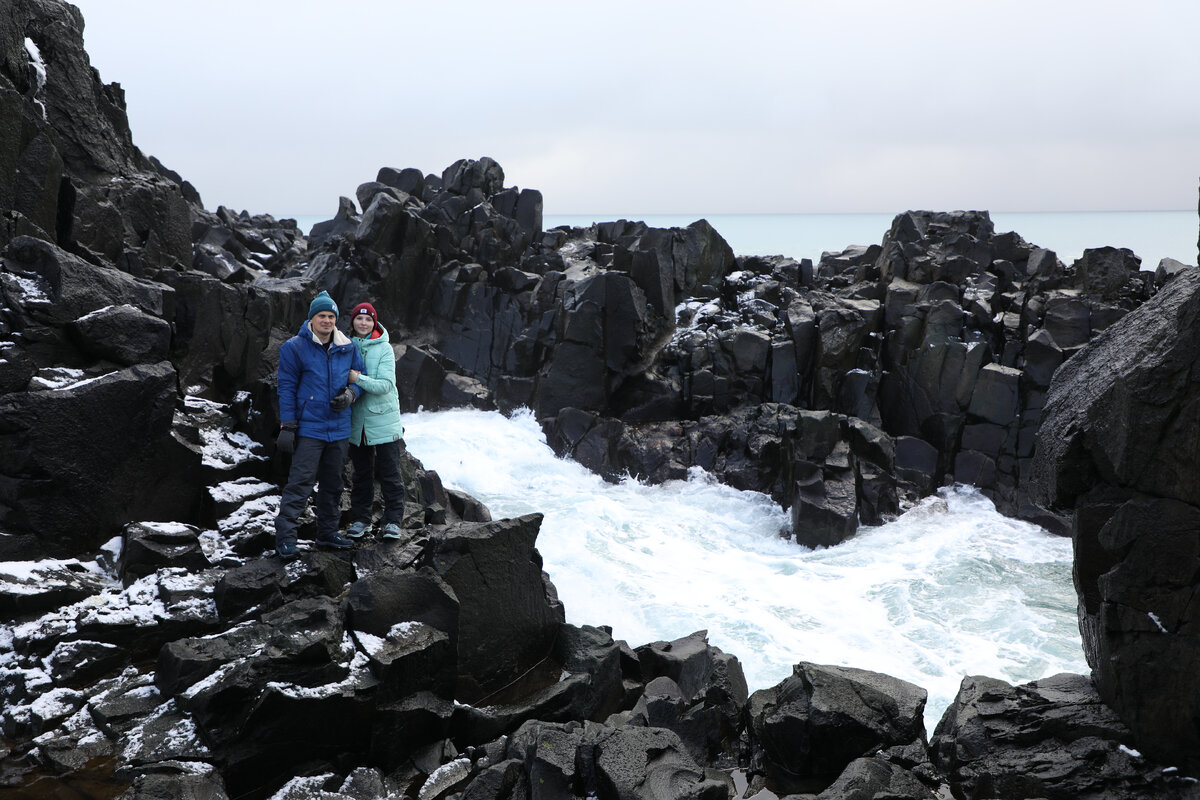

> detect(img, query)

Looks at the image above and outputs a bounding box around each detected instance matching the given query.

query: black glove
[330,386,355,411]
[276,423,297,455]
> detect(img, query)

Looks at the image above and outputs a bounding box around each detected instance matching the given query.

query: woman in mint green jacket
[345,301,407,539]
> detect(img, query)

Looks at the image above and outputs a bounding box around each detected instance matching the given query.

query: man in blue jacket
[273,291,366,558]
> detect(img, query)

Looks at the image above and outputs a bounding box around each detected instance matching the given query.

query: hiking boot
[381,522,404,540]
[276,540,300,560]
[345,520,371,539]
[316,532,354,550]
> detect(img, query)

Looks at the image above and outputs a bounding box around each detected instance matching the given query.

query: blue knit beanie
[308,291,338,320]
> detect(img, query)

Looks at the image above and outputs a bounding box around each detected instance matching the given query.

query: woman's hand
[349,369,361,383]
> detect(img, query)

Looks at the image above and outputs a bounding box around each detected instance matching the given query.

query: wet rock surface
[1033,266,1200,775]
[931,672,1198,800]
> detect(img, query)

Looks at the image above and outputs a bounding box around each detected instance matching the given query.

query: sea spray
[405,407,1086,730]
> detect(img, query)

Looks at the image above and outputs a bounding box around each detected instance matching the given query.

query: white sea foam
[405,407,1087,731]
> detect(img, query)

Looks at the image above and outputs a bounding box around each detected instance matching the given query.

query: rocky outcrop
[1032,267,1200,508]
[493,719,731,800]
[0,0,314,557]
[1032,266,1200,774]
[931,672,1198,799]
[743,662,929,796]
[521,213,1161,546]
[623,630,749,767]
[8,7,1164,555]
[0,360,196,558]
[13,505,1196,800]
[282,172,1180,550]
[2,493,573,798]
[304,172,733,422]
[1,0,202,267]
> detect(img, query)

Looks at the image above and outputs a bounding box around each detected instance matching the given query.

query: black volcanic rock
[1072,245,1145,300]
[192,205,307,280]
[1033,267,1200,509]
[450,623,627,747]
[815,756,936,800]
[118,521,211,586]
[3,234,170,326]
[0,360,201,557]
[155,269,304,396]
[425,514,564,703]
[67,302,171,365]
[744,662,928,795]
[1030,258,1200,774]
[626,631,749,766]
[5,1,1200,795]
[377,164,425,197]
[308,195,361,249]
[498,719,731,800]
[0,557,111,616]
[442,156,505,199]
[1070,496,1200,775]
[931,672,1199,800]
[2,0,200,269]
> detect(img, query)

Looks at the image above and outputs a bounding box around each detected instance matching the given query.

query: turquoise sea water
[292,210,1197,269]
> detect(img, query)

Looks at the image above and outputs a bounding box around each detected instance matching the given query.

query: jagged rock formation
[308,181,1163,549]
[1033,266,1200,775]
[3,1,1200,798]
[931,672,1196,799]
[743,662,928,795]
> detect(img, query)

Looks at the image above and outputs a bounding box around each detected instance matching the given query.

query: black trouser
[274,436,349,546]
[349,438,405,526]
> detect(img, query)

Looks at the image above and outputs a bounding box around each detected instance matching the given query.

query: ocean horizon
[289,209,1197,271]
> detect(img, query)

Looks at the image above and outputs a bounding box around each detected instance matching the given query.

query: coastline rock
[815,756,937,800]
[118,521,210,586]
[498,719,731,800]
[66,302,171,365]
[0,557,112,617]
[1032,267,1200,509]
[931,672,1199,799]
[743,662,927,795]
[624,630,749,766]
[4,1,1200,794]
[425,514,564,703]
[0,360,199,557]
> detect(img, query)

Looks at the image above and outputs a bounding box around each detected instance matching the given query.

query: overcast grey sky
[67,0,1200,218]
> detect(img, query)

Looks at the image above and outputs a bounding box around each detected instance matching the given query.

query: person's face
[352,314,375,337]
[311,310,337,337]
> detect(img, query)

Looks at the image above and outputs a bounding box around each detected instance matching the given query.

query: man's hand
[330,386,355,411]
[276,422,298,455]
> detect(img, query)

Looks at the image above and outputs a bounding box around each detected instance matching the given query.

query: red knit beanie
[350,302,377,321]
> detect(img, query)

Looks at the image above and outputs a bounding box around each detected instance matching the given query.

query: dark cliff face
[9,0,140,179]
[1,0,199,267]
[1033,267,1200,773]
[0,0,310,559]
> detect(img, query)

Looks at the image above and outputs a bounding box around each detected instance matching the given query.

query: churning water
[405,408,1086,732]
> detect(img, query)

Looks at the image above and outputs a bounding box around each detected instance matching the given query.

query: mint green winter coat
[350,324,405,447]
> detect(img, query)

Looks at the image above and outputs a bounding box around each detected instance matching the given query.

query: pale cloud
[66,0,1200,216]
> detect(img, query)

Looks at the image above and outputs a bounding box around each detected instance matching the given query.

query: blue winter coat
[350,324,405,446]
[277,320,365,442]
